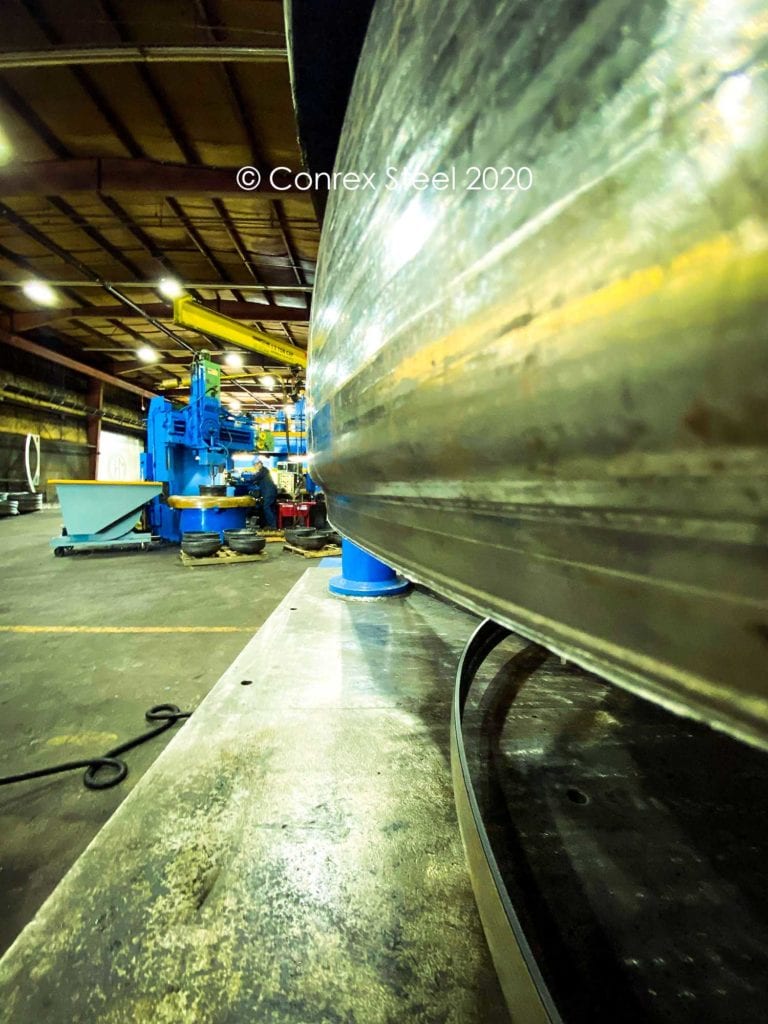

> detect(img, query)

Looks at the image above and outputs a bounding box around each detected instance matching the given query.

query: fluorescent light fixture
[260,374,276,388]
[228,399,241,412]
[0,123,12,166]
[158,277,184,300]
[224,351,243,368]
[137,345,159,363]
[22,279,57,306]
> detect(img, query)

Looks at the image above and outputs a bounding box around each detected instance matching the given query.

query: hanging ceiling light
[224,352,244,368]
[260,374,276,388]
[137,345,159,363]
[158,277,184,300]
[22,279,57,306]
[0,122,13,166]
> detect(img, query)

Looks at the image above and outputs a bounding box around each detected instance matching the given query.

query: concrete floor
[0,509,307,956]
[0,564,507,1024]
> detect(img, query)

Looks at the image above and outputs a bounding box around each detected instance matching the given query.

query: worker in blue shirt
[252,459,278,529]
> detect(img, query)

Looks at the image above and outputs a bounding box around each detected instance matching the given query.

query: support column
[329,538,410,598]
[86,380,103,478]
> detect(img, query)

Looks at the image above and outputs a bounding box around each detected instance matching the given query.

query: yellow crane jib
[172,296,307,369]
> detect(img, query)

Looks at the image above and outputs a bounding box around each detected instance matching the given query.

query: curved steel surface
[308,0,768,746]
[451,619,560,1024]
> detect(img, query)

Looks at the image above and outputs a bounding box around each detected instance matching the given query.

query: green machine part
[203,358,221,400]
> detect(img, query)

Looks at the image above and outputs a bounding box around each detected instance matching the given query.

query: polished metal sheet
[308,0,768,747]
[457,626,768,1024]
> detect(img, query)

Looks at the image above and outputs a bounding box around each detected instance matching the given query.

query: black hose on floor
[0,704,191,791]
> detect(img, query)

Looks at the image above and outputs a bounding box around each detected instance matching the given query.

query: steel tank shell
[307,0,768,747]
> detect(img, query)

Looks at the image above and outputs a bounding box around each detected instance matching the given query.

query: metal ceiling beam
[96,194,204,302]
[212,197,276,302]
[282,323,299,348]
[18,0,145,159]
[194,0,269,167]
[0,199,99,280]
[0,158,301,197]
[0,329,158,399]
[272,200,309,309]
[0,278,314,292]
[5,301,309,332]
[0,241,87,307]
[0,81,69,158]
[97,7,242,306]
[68,316,128,349]
[193,2,279,303]
[105,317,147,345]
[0,202,193,352]
[165,196,234,291]
[0,46,288,70]
[96,0,197,165]
[45,195,144,278]
[113,357,181,376]
[194,0,310,314]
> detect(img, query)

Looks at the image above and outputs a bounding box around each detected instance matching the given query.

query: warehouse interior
[1,1,767,1023]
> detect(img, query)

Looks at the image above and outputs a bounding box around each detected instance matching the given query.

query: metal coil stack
[0,492,42,516]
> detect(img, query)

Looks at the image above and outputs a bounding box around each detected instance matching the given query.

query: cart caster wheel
[54,546,74,557]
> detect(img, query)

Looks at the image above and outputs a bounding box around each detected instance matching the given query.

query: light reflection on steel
[308,0,768,748]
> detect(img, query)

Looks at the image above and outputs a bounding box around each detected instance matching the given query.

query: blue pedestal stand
[329,539,410,598]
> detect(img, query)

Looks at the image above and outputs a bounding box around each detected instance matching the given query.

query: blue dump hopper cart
[49,479,163,556]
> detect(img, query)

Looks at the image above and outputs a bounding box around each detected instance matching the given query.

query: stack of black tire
[0,491,42,516]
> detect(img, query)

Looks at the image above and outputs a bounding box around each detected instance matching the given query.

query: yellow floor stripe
[0,625,250,634]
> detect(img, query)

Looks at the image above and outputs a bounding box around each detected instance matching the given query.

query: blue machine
[329,539,410,598]
[270,397,307,457]
[141,352,255,542]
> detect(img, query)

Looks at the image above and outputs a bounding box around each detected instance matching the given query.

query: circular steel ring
[168,495,256,510]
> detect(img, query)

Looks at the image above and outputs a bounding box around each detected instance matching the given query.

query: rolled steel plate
[451,621,560,1024]
[308,0,768,747]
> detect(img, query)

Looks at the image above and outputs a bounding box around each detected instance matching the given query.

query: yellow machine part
[167,495,256,510]
[173,296,307,369]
